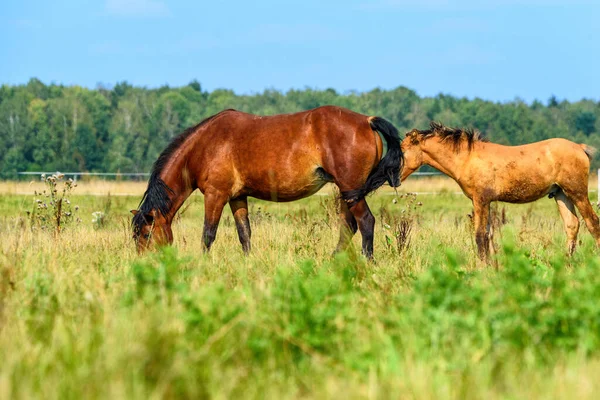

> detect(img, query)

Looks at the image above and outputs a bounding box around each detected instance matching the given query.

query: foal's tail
[341,117,403,204]
[581,144,597,161]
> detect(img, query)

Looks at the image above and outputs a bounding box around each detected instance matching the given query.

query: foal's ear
[130,210,138,215]
[406,130,419,141]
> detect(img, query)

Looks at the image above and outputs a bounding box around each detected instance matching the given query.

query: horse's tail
[341,117,403,204]
[581,144,597,161]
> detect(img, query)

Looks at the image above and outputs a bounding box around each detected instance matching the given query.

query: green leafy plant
[124,246,191,306]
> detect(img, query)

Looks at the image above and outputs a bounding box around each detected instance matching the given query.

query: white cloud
[105,0,170,17]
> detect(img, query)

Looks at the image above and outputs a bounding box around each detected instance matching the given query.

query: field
[1,177,600,399]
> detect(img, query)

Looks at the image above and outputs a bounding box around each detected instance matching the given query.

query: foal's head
[401,122,486,180]
[401,128,426,180]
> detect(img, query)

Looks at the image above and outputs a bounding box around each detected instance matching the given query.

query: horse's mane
[409,121,488,151]
[132,109,234,236]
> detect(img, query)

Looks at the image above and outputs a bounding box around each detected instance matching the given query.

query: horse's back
[212,106,370,160]
[193,106,378,201]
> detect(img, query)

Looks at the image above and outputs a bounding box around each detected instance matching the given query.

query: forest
[1,78,599,178]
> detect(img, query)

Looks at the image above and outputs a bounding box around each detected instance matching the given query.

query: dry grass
[3,173,596,198]
[0,179,149,196]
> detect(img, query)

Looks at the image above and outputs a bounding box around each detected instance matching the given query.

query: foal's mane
[410,121,487,151]
[132,109,234,236]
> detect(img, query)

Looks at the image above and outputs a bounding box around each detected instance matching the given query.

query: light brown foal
[402,122,600,260]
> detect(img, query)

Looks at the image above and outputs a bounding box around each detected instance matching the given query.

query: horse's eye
[143,233,151,239]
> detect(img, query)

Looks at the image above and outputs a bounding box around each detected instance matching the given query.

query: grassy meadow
[1,177,600,399]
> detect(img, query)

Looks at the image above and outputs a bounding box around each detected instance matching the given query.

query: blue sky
[1,0,598,102]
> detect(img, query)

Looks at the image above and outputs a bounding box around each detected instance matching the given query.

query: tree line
[1,78,599,178]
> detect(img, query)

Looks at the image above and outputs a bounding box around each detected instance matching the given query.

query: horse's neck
[422,140,468,181]
[159,154,195,223]
[165,182,193,223]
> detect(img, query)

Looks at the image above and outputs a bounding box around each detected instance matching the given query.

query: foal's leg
[554,190,580,255]
[487,206,497,259]
[473,200,491,262]
[334,200,358,254]
[348,198,376,259]
[202,191,228,252]
[567,192,600,247]
[229,196,251,254]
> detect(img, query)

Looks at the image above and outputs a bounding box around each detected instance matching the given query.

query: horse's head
[401,129,425,180]
[131,209,173,252]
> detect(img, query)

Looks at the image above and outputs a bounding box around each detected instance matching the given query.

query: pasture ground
[1,177,600,399]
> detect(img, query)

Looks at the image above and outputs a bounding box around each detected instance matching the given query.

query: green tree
[574,111,597,135]
[1,79,600,174]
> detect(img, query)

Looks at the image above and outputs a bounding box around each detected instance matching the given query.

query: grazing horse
[401,122,600,260]
[131,106,403,258]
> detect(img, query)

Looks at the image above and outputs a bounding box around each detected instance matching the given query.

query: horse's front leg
[473,200,491,262]
[202,191,228,252]
[348,198,376,260]
[229,196,252,254]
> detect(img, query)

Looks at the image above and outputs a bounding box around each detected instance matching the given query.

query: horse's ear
[131,209,155,223]
[137,213,154,225]
[143,210,159,224]
[406,130,419,141]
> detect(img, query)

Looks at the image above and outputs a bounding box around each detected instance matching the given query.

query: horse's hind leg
[202,191,228,252]
[334,200,358,254]
[554,190,580,255]
[230,196,251,254]
[348,198,375,260]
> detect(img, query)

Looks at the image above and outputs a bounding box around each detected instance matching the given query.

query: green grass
[1,186,600,399]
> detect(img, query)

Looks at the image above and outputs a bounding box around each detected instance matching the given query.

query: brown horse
[401,122,600,260]
[131,106,402,258]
